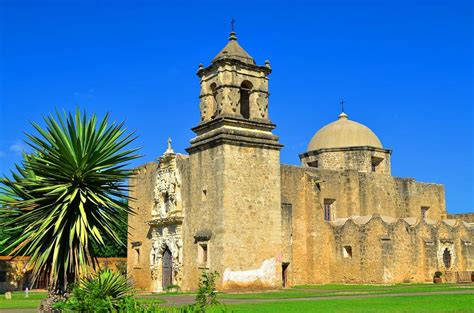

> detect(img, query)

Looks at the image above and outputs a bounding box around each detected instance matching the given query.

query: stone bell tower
[184,31,283,291]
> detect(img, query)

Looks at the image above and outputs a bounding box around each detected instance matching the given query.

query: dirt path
[158,289,474,306]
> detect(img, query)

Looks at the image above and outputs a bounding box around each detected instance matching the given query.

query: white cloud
[9,141,26,155]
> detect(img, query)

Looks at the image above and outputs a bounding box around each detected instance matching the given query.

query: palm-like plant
[0,109,140,292]
[54,269,134,312]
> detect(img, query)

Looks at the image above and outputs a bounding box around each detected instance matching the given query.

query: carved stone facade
[146,143,185,292]
[152,141,182,219]
[149,220,184,291]
[128,32,474,292]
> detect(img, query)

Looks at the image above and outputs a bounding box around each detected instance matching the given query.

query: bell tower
[197,31,273,123]
[184,32,283,291]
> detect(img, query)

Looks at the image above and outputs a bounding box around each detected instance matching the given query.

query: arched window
[443,248,451,268]
[240,81,252,119]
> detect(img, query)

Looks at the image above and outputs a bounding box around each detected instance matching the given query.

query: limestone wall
[305,167,446,220]
[128,162,158,290]
[448,213,474,223]
[182,146,226,291]
[301,148,391,174]
[184,144,282,291]
[128,155,192,292]
[329,216,473,283]
[280,165,333,286]
[280,164,467,286]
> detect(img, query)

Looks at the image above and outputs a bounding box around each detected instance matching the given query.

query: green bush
[54,269,134,312]
[195,271,220,312]
[55,269,229,312]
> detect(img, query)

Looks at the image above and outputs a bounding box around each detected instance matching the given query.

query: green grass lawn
[219,283,474,299]
[216,294,474,313]
[1,284,473,311]
[0,291,168,309]
[0,291,46,309]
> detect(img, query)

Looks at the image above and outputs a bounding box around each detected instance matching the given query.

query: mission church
[128,31,474,292]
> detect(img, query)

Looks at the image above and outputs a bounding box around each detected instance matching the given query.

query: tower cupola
[195,32,272,123]
[188,32,281,153]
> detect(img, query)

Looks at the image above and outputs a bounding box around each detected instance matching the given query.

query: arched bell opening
[240,80,253,119]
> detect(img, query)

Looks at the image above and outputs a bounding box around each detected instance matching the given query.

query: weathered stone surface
[128,31,473,292]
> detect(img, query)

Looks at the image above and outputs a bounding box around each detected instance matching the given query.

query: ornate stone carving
[221,88,233,114]
[149,229,184,285]
[151,267,159,281]
[437,241,456,270]
[256,93,268,119]
[200,95,217,121]
[152,150,181,219]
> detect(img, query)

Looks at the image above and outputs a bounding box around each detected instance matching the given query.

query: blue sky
[0,0,472,213]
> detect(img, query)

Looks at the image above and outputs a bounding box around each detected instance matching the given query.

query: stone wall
[0,257,127,292]
[128,155,191,291]
[280,165,332,285]
[279,164,471,286]
[305,167,446,220]
[448,213,474,223]
[184,144,282,291]
[329,216,473,283]
[128,161,158,290]
[182,145,226,291]
[300,147,391,174]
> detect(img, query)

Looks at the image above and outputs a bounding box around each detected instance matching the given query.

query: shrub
[54,269,134,312]
[434,271,443,278]
[195,271,220,311]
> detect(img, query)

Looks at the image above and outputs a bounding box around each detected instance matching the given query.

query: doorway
[282,262,290,288]
[162,248,173,290]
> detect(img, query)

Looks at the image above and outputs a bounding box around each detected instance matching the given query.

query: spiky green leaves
[0,109,140,291]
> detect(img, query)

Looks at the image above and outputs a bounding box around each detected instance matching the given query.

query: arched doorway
[162,248,173,290]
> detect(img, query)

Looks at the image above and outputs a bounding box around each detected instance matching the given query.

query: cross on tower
[231,18,235,32]
[340,99,345,113]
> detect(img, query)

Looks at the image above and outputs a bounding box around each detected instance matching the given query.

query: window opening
[324,199,335,221]
[343,246,353,258]
[240,81,252,119]
[421,206,429,219]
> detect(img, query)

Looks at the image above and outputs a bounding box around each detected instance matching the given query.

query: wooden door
[162,248,173,290]
[282,263,289,288]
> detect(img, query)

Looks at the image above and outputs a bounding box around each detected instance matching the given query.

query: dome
[307,112,383,151]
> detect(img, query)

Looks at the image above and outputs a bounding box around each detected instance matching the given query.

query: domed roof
[307,112,383,151]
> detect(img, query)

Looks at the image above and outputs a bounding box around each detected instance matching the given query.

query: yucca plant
[54,269,134,312]
[0,109,140,293]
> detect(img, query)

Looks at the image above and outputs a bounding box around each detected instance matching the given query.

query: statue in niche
[150,240,160,266]
[153,166,179,218]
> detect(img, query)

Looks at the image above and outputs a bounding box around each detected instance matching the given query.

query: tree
[0,214,22,255]
[0,109,140,293]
